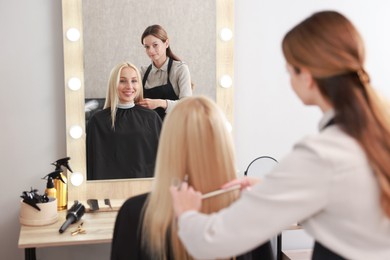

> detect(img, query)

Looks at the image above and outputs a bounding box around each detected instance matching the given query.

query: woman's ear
[300,68,315,89]
[165,39,169,49]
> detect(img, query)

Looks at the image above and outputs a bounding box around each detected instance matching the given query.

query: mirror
[83,0,215,181]
[83,0,216,105]
[62,0,234,206]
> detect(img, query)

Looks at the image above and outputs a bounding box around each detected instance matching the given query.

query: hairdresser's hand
[222,177,260,191]
[137,98,167,110]
[170,182,202,218]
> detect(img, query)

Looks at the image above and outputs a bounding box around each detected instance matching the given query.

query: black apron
[142,58,179,121]
[312,117,346,259]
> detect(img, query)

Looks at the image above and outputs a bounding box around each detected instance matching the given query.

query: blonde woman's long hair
[141,96,238,260]
[282,11,390,218]
[103,62,144,129]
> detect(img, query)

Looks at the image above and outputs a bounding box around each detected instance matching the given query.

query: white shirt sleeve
[177,138,332,259]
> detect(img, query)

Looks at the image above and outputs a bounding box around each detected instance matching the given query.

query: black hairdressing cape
[111,193,274,260]
[86,105,162,180]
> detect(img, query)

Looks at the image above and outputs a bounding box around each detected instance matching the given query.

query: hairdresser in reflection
[86,62,162,180]
[171,11,390,259]
[138,25,192,121]
[111,96,273,260]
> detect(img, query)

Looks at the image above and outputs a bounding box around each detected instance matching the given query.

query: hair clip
[20,187,49,211]
[71,222,86,236]
[87,199,99,211]
[104,198,112,210]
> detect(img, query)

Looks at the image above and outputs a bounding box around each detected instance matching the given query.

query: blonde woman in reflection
[86,62,162,180]
[111,96,273,260]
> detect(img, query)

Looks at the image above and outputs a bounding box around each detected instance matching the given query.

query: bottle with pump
[45,177,57,199]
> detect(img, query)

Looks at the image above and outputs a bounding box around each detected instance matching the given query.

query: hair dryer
[59,200,85,233]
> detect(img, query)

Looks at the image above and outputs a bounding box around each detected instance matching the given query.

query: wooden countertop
[18,205,302,250]
[18,210,117,249]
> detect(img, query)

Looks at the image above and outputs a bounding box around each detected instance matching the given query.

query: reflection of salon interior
[8,1,390,260]
[84,98,105,126]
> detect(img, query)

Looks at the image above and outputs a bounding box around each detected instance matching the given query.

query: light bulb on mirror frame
[219,74,233,88]
[66,28,80,42]
[67,77,81,91]
[220,27,233,42]
[69,125,83,139]
[70,172,84,186]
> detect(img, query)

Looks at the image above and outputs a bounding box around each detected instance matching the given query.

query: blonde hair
[142,96,238,259]
[283,11,390,217]
[103,62,144,129]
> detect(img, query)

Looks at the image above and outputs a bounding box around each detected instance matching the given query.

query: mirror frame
[62,0,234,207]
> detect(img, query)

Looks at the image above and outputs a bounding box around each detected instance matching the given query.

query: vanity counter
[18,210,117,259]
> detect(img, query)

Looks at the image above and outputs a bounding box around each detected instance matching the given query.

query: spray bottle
[45,177,57,199]
[53,157,73,210]
[43,169,66,210]
[43,157,73,210]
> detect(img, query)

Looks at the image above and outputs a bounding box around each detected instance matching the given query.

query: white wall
[234,0,390,171]
[1,0,389,259]
[234,0,390,251]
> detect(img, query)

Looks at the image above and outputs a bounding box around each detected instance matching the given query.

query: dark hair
[141,24,195,90]
[283,11,390,218]
[141,24,181,61]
